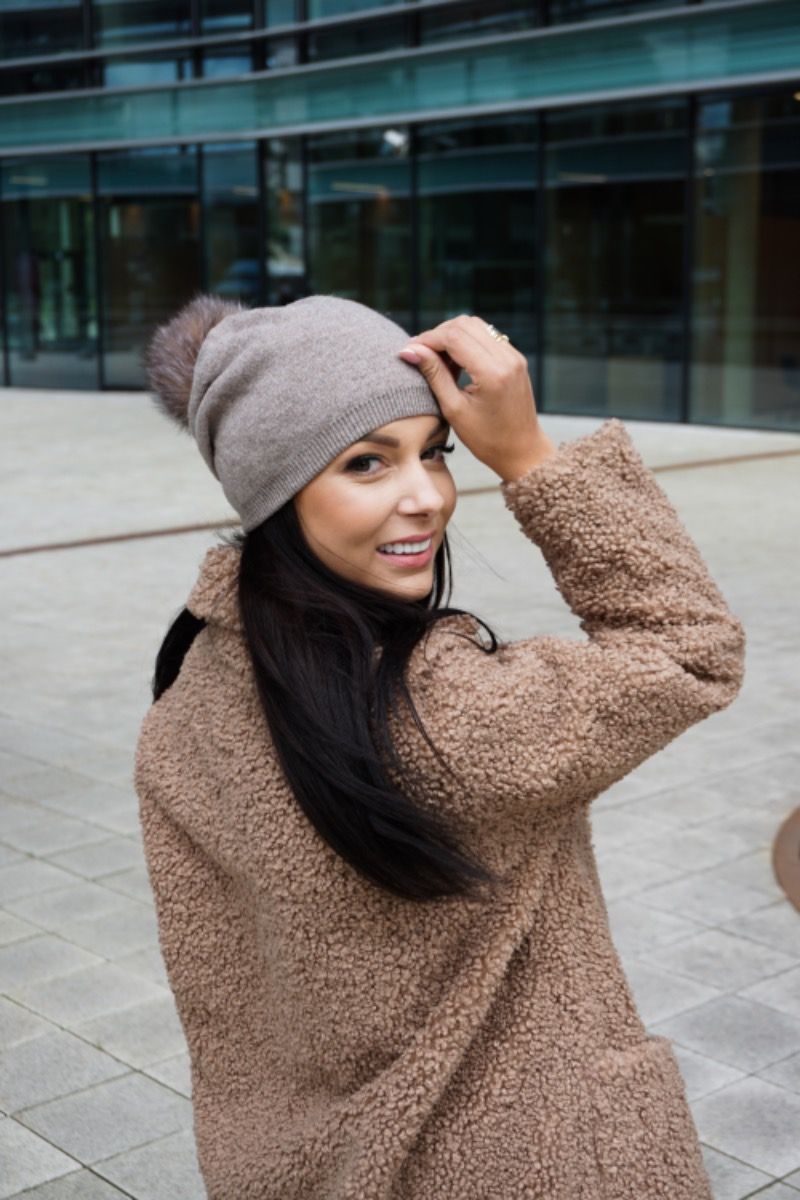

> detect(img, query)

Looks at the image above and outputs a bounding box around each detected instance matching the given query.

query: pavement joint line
[1,445,799,560]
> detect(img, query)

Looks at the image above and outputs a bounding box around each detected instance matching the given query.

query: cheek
[317,482,385,547]
[442,475,458,522]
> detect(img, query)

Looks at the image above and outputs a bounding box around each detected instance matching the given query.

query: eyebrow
[357,416,449,448]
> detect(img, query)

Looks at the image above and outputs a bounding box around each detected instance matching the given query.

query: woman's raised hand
[397,315,556,483]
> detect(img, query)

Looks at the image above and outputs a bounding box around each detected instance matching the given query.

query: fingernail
[398,345,424,364]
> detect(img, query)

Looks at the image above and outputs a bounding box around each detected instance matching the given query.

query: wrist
[498,432,558,483]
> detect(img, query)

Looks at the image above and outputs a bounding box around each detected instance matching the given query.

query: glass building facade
[1,0,798,429]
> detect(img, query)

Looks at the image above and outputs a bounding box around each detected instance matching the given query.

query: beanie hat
[143,292,441,531]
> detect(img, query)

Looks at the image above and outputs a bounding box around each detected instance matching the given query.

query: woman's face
[294,413,457,600]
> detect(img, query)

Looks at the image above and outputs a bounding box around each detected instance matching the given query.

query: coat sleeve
[414,419,745,811]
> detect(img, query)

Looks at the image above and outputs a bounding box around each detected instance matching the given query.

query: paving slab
[693,1076,800,1178]
[759,1051,800,1095]
[93,1128,206,1200]
[641,928,799,994]
[652,996,800,1075]
[0,1116,80,1200]
[6,962,167,1028]
[700,1144,775,1200]
[75,995,187,1070]
[0,1029,128,1114]
[17,1073,193,1166]
[5,1172,130,1199]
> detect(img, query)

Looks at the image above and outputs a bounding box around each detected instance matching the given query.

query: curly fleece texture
[134,419,745,1199]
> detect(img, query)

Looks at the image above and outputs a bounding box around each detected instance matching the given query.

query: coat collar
[186,544,242,631]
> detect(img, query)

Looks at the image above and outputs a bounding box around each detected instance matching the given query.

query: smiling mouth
[377,535,433,555]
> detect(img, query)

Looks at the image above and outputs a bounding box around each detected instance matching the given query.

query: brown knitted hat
[143,292,440,531]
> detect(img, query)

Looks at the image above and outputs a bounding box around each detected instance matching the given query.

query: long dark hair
[152,499,504,904]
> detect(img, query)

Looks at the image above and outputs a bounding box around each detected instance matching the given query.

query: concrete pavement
[1,386,800,1199]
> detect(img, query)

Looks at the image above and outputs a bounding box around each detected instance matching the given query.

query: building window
[203,141,261,304]
[97,145,199,388]
[420,1,539,45]
[307,126,412,328]
[416,113,538,368]
[100,54,194,87]
[1,156,98,389]
[543,98,688,420]
[691,90,800,430]
[265,137,307,305]
[200,0,255,36]
[91,0,192,48]
[0,1,84,60]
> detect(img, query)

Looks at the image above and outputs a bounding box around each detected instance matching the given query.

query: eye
[425,441,455,462]
[345,442,455,475]
[345,454,382,475]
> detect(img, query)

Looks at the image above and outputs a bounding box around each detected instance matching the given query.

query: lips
[376,530,435,551]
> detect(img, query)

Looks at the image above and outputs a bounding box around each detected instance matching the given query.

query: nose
[395,459,448,514]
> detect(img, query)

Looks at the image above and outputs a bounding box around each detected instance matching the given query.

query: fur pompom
[142,293,246,428]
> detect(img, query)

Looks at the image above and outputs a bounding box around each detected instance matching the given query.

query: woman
[135,293,744,1199]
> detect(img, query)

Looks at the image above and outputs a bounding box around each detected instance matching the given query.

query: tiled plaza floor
[1,387,799,1199]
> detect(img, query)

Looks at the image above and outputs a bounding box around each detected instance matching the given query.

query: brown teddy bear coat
[134,419,745,1199]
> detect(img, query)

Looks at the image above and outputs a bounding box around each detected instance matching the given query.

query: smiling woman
[293,413,457,599]
[142,292,505,910]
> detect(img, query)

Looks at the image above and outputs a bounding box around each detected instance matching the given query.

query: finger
[418,316,521,370]
[409,319,507,384]
[396,343,465,415]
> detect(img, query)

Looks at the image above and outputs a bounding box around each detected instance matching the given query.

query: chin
[398,578,433,601]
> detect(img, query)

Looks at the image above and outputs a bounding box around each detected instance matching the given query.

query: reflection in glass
[264,38,298,68]
[544,99,687,419]
[0,62,88,98]
[265,0,297,24]
[308,15,408,61]
[547,0,678,22]
[265,137,306,305]
[200,0,254,35]
[421,0,538,44]
[91,0,191,47]
[417,114,537,366]
[691,92,800,430]
[97,146,200,388]
[307,127,411,327]
[0,1,83,60]
[202,46,254,79]
[307,0,399,18]
[1,157,97,388]
[203,142,261,304]
[101,55,193,87]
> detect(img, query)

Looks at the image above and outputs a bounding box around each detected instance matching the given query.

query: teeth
[378,537,432,555]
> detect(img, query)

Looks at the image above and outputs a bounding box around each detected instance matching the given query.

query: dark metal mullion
[680,93,697,424]
[82,0,96,87]
[409,123,419,335]
[0,180,9,386]
[300,132,310,294]
[82,0,94,48]
[534,109,546,413]
[298,0,309,65]
[89,151,105,389]
[256,138,268,304]
[190,0,203,77]
[198,143,208,293]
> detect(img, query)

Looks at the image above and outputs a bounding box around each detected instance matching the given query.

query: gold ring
[485,323,511,344]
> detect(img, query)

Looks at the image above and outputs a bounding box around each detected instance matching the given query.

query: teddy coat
[134,419,745,1200]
